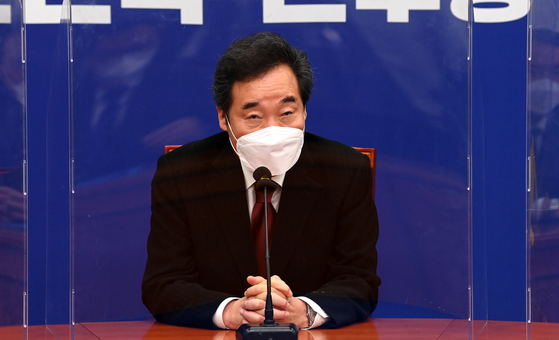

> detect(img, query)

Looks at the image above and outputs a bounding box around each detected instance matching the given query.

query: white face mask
[531,78,559,116]
[228,121,304,176]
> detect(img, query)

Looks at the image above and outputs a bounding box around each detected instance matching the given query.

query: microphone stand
[262,184,275,325]
[236,167,298,340]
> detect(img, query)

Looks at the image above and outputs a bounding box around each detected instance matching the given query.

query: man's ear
[217,107,228,131]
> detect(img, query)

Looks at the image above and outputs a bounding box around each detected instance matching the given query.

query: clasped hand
[223,275,308,329]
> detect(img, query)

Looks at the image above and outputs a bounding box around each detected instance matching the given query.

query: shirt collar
[240,162,285,190]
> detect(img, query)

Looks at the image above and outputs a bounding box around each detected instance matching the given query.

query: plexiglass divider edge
[0,0,26,338]
[43,0,72,338]
[470,0,530,339]
[528,0,559,336]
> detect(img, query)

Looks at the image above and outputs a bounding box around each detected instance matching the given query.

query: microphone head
[253,166,272,182]
[253,167,278,193]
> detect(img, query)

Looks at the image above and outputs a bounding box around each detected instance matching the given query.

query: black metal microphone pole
[262,184,275,325]
[236,167,298,340]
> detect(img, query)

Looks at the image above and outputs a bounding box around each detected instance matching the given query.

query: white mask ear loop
[226,116,241,156]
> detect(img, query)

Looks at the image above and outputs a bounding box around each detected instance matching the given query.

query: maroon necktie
[251,190,276,277]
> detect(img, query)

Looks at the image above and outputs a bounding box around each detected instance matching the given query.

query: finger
[247,275,266,286]
[241,306,290,320]
[242,297,266,311]
[269,309,290,320]
[251,292,289,309]
[244,284,266,298]
[245,285,289,300]
[240,309,265,324]
[270,275,293,298]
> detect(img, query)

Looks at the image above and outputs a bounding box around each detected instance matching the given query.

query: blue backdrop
[0,0,543,333]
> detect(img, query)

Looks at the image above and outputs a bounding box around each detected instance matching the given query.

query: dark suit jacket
[142,131,380,329]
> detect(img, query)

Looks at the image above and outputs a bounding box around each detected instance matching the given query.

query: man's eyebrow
[281,96,297,104]
[242,102,259,110]
[241,96,296,109]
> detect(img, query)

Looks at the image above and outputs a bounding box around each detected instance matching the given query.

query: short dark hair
[212,32,313,115]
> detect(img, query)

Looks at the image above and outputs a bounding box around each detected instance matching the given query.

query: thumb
[247,275,266,286]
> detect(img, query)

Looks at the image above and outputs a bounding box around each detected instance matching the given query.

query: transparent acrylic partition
[38,0,73,338]
[0,0,26,337]
[529,0,559,330]
[469,2,530,337]
[70,0,471,336]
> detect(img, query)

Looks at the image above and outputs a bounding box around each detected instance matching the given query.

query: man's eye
[248,115,259,119]
[282,111,293,116]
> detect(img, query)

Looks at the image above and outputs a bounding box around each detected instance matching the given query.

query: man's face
[218,64,307,149]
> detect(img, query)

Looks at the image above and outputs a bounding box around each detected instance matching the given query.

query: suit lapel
[207,141,259,281]
[271,144,321,277]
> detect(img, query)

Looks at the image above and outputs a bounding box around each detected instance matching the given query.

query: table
[1,318,558,339]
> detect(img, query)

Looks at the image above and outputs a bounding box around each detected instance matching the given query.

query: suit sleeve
[141,153,231,329]
[305,152,380,328]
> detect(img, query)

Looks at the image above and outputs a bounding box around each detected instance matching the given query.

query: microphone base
[236,322,298,340]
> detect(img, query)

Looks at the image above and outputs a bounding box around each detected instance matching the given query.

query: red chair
[165,145,376,198]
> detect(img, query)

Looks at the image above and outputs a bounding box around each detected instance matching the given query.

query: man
[142,32,380,330]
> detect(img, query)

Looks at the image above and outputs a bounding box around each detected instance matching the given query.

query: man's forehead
[230,66,301,107]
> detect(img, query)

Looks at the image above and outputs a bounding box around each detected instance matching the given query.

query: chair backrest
[353,147,376,199]
[164,145,181,154]
[165,145,376,198]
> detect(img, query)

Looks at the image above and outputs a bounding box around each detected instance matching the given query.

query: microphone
[236,167,298,340]
[253,166,278,194]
